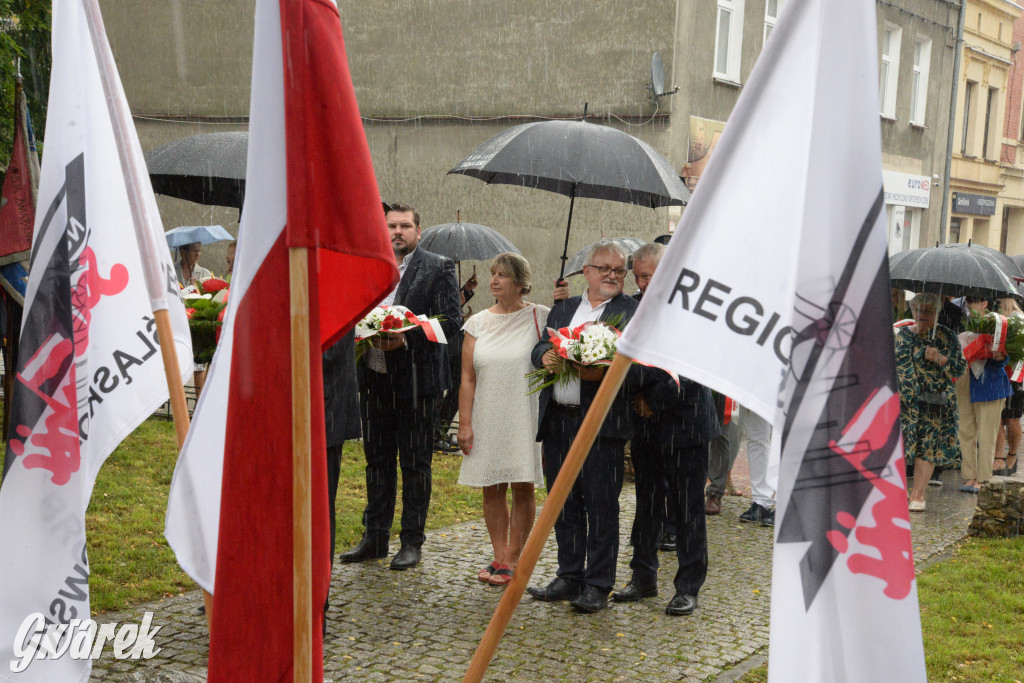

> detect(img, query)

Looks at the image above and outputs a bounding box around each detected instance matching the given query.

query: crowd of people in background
[335,201,778,618]
[894,290,1021,513]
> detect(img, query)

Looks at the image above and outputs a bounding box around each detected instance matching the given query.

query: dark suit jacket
[323,331,360,448]
[637,370,721,449]
[357,247,462,400]
[531,292,642,442]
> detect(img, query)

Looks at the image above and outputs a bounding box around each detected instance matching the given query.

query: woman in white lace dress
[458,253,549,586]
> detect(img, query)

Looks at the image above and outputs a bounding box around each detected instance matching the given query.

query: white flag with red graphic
[617,1,926,681]
[0,0,192,680]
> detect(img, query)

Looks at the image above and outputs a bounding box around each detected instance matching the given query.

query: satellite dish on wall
[650,52,679,99]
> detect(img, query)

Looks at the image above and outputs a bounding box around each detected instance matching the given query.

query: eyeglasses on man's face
[585,264,627,278]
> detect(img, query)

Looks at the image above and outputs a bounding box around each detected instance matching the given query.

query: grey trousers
[706,417,741,498]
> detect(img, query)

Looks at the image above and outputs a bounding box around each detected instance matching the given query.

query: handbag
[918,390,949,415]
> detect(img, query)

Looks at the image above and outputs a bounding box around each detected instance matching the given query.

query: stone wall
[968,476,1024,538]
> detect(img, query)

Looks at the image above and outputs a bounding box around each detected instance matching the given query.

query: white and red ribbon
[355,304,447,344]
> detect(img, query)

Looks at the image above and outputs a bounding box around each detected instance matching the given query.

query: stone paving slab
[90,465,978,682]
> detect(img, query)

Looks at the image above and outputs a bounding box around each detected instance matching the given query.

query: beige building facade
[948,0,1023,252]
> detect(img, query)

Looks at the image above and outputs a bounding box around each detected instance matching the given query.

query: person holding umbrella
[175,241,212,286]
[895,293,966,511]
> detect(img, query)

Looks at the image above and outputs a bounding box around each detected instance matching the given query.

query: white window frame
[714,0,745,84]
[764,0,785,45]
[880,23,902,119]
[909,36,931,125]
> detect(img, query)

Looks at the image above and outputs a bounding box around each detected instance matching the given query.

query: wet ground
[93,453,982,682]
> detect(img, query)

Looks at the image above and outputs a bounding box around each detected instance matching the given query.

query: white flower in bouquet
[577,324,618,364]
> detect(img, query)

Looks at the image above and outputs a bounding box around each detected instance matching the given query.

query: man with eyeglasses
[527,241,643,614]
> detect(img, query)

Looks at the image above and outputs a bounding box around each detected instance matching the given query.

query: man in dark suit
[527,242,641,613]
[341,202,462,570]
[616,360,720,616]
[614,242,720,615]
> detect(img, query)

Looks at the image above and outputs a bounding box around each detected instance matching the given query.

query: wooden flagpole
[289,247,314,682]
[79,0,201,617]
[463,352,633,683]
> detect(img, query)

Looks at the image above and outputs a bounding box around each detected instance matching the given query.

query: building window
[880,24,902,118]
[764,0,785,44]
[961,80,975,155]
[714,0,745,83]
[949,217,961,244]
[983,87,999,160]
[909,37,931,125]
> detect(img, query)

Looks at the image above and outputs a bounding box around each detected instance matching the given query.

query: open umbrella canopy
[419,220,520,262]
[890,243,1024,299]
[449,119,690,209]
[165,224,235,249]
[145,131,248,208]
[448,109,690,280]
[564,236,645,276]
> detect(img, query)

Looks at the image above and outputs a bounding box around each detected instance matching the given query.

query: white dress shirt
[553,292,611,406]
[366,249,416,373]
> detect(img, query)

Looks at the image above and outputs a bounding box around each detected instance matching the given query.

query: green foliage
[0,0,50,173]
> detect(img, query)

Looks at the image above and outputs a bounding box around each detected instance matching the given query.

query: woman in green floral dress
[895,293,967,511]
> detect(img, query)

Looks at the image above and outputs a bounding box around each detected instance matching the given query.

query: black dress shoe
[612,580,658,602]
[389,545,421,570]
[570,585,609,613]
[340,536,388,563]
[658,533,677,552]
[665,592,698,616]
[526,577,582,602]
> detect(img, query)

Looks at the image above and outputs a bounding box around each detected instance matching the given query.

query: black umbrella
[420,213,521,262]
[564,236,645,276]
[890,243,1024,299]
[448,104,690,280]
[145,131,393,216]
[145,131,248,209]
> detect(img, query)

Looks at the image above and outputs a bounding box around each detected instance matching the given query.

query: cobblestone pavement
[91,461,982,683]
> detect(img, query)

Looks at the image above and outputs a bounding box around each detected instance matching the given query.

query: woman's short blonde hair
[491,252,532,295]
[908,292,940,311]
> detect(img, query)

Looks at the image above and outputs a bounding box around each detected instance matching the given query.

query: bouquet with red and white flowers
[354,305,447,358]
[527,318,623,393]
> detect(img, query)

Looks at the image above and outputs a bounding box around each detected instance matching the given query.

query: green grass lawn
[86,418,513,613]
[737,536,1024,683]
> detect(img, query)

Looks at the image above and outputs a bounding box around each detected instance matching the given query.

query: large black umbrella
[448,105,690,280]
[145,131,248,209]
[564,236,645,276]
[890,243,1024,299]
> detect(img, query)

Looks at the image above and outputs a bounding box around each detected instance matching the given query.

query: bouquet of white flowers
[527,318,623,393]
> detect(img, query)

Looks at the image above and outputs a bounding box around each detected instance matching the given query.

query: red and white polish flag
[164,0,396,679]
[0,0,192,680]
[617,1,926,680]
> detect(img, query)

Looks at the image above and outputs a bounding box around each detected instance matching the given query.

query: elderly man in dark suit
[341,202,462,570]
[617,367,720,615]
[527,241,642,613]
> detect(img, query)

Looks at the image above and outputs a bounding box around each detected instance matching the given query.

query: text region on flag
[666,267,793,363]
